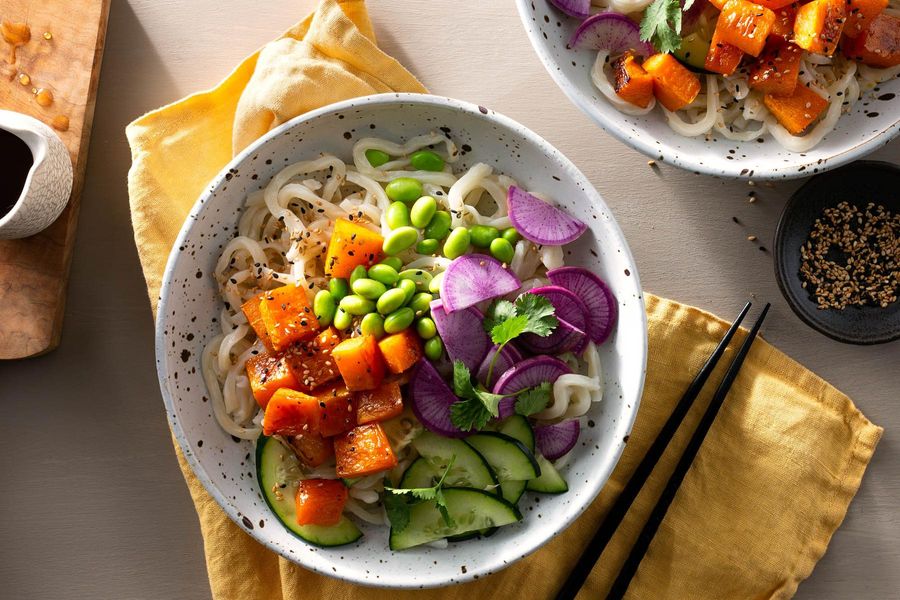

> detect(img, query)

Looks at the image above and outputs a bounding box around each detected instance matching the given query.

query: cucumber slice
[411,432,499,492]
[496,414,535,453]
[256,436,362,547]
[526,454,569,494]
[465,432,541,482]
[389,487,522,550]
[499,479,527,505]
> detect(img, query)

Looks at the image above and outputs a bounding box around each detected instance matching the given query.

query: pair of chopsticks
[557,300,770,600]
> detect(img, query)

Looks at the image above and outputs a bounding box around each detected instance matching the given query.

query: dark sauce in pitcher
[0,128,34,217]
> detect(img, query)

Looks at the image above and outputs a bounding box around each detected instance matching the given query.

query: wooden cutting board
[0,0,110,359]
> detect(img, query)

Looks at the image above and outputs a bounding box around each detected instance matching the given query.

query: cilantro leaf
[474,387,505,416]
[450,397,493,431]
[384,456,457,529]
[515,381,553,416]
[640,0,684,54]
[514,293,558,338]
[450,361,506,431]
[483,299,517,333]
[489,314,530,346]
[383,491,411,533]
[452,360,476,399]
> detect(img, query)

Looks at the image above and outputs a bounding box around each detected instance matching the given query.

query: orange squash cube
[289,433,334,468]
[241,293,274,351]
[324,218,385,278]
[295,479,348,526]
[263,388,321,436]
[716,0,777,56]
[259,285,320,351]
[611,51,655,108]
[705,31,745,75]
[749,41,804,95]
[377,330,423,375]
[793,0,847,55]
[642,53,702,111]
[334,423,398,478]
[246,351,299,409]
[771,3,799,40]
[764,85,829,134]
[316,385,358,438]
[284,327,342,392]
[843,0,888,37]
[332,335,386,391]
[754,0,796,9]
[357,380,404,425]
[843,13,900,66]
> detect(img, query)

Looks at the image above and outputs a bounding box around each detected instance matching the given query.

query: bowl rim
[154,92,648,588]
[513,0,900,181]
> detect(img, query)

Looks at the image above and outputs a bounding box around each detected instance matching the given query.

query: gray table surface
[1,0,898,598]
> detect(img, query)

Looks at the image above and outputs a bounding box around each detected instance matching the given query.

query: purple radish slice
[548,0,590,18]
[535,420,581,460]
[429,299,492,372]
[493,356,571,419]
[409,358,466,438]
[477,343,524,388]
[547,266,618,344]
[440,254,521,313]
[519,285,589,355]
[525,285,589,334]
[519,317,587,355]
[568,12,654,58]
[507,186,587,246]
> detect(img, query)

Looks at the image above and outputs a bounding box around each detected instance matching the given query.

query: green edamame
[398,268,433,291]
[383,226,419,256]
[351,278,388,300]
[424,336,444,361]
[385,177,423,203]
[409,150,445,172]
[396,278,417,303]
[333,307,352,331]
[410,196,437,228]
[385,201,411,229]
[428,271,444,295]
[376,288,407,315]
[470,225,500,248]
[416,317,437,340]
[384,307,415,334]
[349,265,368,286]
[329,278,349,301]
[423,210,452,240]
[416,238,440,255]
[443,227,471,259]
[365,149,390,168]
[378,256,403,271]
[367,264,399,286]
[339,294,375,316]
[501,227,521,244]
[409,292,434,315]
[360,313,386,339]
[313,290,336,327]
[489,237,515,264]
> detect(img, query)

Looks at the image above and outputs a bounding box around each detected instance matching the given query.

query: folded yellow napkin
[126,1,882,598]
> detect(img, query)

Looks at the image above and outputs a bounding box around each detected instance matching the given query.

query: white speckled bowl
[155,94,647,589]
[515,0,900,180]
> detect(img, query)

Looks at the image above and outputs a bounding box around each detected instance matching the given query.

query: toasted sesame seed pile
[799,201,899,310]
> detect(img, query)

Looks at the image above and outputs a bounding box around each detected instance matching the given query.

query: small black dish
[774,160,900,345]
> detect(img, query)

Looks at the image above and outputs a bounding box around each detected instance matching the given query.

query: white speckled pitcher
[0,110,73,239]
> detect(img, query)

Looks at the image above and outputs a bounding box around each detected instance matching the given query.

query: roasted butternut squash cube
[843,13,900,66]
[705,31,745,75]
[324,218,385,278]
[246,351,298,409]
[764,85,829,134]
[259,285,320,351]
[377,330,423,375]
[334,423,398,478]
[754,0,797,9]
[357,380,404,425]
[289,432,334,468]
[316,385,358,438]
[793,0,847,55]
[843,0,888,37]
[642,53,702,111]
[332,335,386,391]
[611,51,655,108]
[771,3,799,40]
[241,293,274,351]
[284,327,342,392]
[749,41,804,95]
[295,479,348,526]
[716,0,777,56]
[263,388,321,436]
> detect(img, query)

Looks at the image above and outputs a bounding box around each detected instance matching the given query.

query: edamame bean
[360,313,386,339]
[384,307,415,334]
[423,210,452,240]
[409,150,445,172]
[383,226,419,256]
[313,290,336,327]
[333,307,352,331]
[416,238,440,255]
[428,271,445,295]
[339,294,375,316]
[501,227,521,244]
[409,292,434,315]
[470,225,500,248]
[385,177,423,203]
[349,265,368,286]
[443,227,471,259]
[416,317,437,340]
[396,278,417,303]
[351,278,388,300]
[398,268,433,291]
[377,288,407,315]
[365,149,390,168]
[368,264,399,286]
[386,201,411,229]
[378,256,403,271]
[424,337,444,361]
[490,237,515,264]
[410,195,437,228]
[329,278,349,301]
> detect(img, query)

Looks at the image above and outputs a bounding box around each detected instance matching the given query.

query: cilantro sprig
[384,456,456,533]
[482,293,558,387]
[640,0,695,54]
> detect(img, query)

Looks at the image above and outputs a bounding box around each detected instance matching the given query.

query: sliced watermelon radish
[409,358,466,438]
[477,343,523,388]
[507,186,587,246]
[493,356,571,419]
[535,420,581,460]
[430,299,491,372]
[568,12,654,57]
[519,285,589,354]
[547,266,618,344]
[548,0,590,18]
[440,254,521,312]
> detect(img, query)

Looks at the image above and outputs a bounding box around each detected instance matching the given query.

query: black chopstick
[605,303,770,599]
[555,301,752,600]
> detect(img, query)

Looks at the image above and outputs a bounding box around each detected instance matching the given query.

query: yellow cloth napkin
[126,1,882,598]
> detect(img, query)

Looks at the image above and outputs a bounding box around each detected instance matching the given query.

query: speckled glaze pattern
[515,0,900,180]
[0,110,73,239]
[155,94,647,589]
